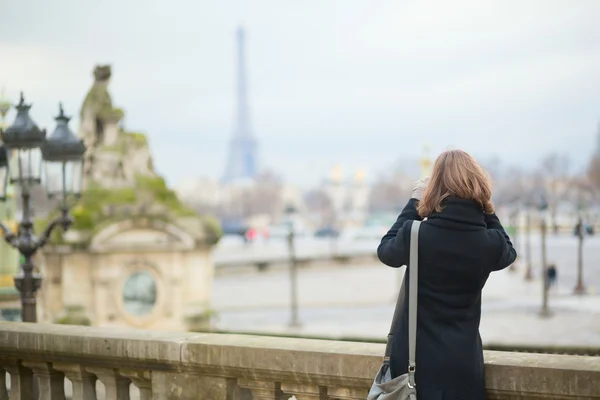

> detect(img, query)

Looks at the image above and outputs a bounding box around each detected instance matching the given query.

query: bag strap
[407,220,420,387]
[383,220,421,386]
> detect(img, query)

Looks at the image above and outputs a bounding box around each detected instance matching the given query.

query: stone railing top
[1,322,599,398]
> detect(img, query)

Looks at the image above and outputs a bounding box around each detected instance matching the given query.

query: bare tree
[492,166,526,207]
[304,189,335,227]
[570,177,595,217]
[368,172,412,213]
[244,170,284,218]
[540,153,571,233]
[588,153,600,195]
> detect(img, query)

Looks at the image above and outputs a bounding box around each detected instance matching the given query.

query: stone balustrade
[0,322,599,399]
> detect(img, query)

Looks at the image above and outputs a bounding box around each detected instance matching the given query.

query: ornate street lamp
[537,194,552,318]
[42,103,85,210]
[0,93,86,323]
[285,204,301,328]
[573,216,586,295]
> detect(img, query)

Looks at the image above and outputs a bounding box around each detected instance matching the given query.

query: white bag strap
[407,220,420,387]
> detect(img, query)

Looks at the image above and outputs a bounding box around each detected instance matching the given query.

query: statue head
[93,65,112,83]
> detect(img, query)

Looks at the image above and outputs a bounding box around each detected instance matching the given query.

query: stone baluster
[326,386,368,400]
[280,383,325,400]
[22,362,65,400]
[3,361,34,400]
[119,370,151,400]
[53,364,97,400]
[0,367,8,400]
[0,368,9,400]
[237,380,283,400]
[86,368,130,400]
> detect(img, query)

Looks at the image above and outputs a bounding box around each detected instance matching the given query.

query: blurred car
[573,223,594,236]
[221,221,249,238]
[314,226,340,238]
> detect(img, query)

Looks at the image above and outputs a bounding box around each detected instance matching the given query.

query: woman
[377,149,516,399]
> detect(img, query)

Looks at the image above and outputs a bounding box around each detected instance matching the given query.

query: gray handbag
[368,220,421,400]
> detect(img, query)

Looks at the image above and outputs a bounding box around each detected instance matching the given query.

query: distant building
[322,165,371,228]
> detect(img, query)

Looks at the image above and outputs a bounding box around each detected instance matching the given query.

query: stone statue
[79,64,156,190]
[93,65,111,82]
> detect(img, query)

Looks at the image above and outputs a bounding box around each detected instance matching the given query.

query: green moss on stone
[41,176,196,240]
[126,132,147,144]
[100,130,146,154]
[185,308,218,332]
[135,175,197,217]
[54,305,92,326]
[200,214,222,245]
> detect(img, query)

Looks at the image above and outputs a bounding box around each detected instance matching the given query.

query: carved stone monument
[39,65,221,331]
[79,65,156,188]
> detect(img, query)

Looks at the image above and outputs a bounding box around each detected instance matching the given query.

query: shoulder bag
[367,220,421,400]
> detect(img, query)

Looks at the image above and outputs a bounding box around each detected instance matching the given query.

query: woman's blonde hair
[417,149,494,217]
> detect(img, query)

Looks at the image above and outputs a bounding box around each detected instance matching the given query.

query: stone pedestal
[40,217,215,331]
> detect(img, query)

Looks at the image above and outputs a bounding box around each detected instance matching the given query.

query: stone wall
[0,322,598,399]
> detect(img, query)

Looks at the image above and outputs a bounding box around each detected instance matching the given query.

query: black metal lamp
[1,93,46,189]
[41,103,86,204]
[0,93,86,323]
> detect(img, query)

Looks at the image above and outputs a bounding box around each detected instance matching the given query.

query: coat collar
[426,198,486,230]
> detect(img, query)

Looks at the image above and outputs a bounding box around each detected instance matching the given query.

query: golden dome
[331,164,342,183]
[355,168,366,184]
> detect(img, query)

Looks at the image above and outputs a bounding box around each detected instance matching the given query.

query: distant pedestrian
[245,228,257,244]
[547,263,557,290]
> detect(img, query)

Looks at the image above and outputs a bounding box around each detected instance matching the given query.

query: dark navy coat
[377,198,517,400]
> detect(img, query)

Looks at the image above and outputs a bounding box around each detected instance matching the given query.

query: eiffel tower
[222,26,258,183]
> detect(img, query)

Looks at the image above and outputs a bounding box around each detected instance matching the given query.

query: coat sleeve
[485,213,517,271]
[377,198,422,267]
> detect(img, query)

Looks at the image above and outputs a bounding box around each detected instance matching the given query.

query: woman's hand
[412,177,430,200]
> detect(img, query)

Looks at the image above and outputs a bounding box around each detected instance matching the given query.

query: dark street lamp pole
[573,217,586,295]
[285,204,301,328]
[0,94,86,322]
[538,197,551,318]
[524,210,533,281]
[509,207,518,272]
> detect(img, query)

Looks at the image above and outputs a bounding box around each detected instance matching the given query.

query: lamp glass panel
[70,159,83,196]
[9,148,42,184]
[7,149,19,182]
[44,160,63,197]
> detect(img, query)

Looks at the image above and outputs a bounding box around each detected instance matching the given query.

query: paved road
[211,233,600,346]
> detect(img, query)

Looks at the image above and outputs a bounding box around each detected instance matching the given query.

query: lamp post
[524,209,533,281]
[573,216,586,295]
[538,196,551,318]
[508,206,518,272]
[0,94,85,323]
[285,204,301,328]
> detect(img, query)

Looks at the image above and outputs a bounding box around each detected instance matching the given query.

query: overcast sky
[1,0,599,187]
